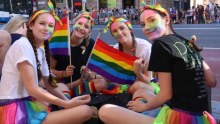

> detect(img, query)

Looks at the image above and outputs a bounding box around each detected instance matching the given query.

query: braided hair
[27,12,57,87]
[26,26,42,82]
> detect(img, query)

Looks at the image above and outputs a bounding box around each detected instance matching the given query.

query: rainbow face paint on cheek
[112,32,120,38]
[144,19,162,32]
[47,27,54,37]
[73,23,84,30]
[110,22,122,39]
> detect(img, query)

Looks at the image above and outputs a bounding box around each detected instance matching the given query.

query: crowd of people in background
[54,3,220,25]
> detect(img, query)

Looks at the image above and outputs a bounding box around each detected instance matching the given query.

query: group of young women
[0,2,217,124]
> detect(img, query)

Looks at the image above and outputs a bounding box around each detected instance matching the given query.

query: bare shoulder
[0,30,11,46]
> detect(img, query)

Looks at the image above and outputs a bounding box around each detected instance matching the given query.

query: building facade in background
[2,0,218,15]
[0,0,33,14]
[85,0,174,10]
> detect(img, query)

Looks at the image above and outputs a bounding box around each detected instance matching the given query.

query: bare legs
[43,105,93,124]
[99,104,154,124]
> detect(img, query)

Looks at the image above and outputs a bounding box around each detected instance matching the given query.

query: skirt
[0,96,49,124]
[154,105,216,124]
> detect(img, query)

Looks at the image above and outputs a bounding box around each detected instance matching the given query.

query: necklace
[81,46,86,55]
[131,47,136,56]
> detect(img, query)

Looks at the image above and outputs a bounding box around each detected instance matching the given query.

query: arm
[145,72,172,109]
[203,60,216,87]
[42,77,70,100]
[128,72,172,112]
[18,61,71,108]
[147,72,172,108]
[0,31,11,74]
[134,58,151,84]
[50,56,74,79]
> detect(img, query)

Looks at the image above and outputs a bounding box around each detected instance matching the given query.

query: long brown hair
[27,11,57,87]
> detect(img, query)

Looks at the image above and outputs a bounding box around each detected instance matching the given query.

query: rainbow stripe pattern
[73,81,96,96]
[141,4,169,16]
[104,16,132,33]
[87,38,138,85]
[154,106,216,124]
[0,97,49,124]
[49,16,69,55]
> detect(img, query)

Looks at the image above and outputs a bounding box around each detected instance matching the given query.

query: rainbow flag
[49,16,69,55]
[87,38,138,85]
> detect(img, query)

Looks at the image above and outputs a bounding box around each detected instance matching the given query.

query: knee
[78,105,94,120]
[98,104,113,122]
[133,88,147,98]
[133,89,155,101]
[129,81,144,94]
[94,79,108,92]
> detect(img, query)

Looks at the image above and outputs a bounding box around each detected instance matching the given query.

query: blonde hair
[3,15,28,33]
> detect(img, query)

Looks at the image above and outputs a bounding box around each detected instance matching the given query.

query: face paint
[140,10,166,41]
[104,17,132,33]
[144,18,163,33]
[47,26,54,37]
[73,17,91,31]
[73,23,84,30]
[112,32,120,38]
[110,22,123,39]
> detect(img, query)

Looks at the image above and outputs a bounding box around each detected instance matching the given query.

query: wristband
[62,71,65,78]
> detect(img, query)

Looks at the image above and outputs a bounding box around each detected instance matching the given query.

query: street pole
[71,0,73,10]
[97,0,99,10]
[9,0,13,12]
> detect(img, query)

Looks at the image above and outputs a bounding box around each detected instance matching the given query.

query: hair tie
[103,16,132,33]
[189,35,197,47]
[74,12,94,27]
[141,3,169,16]
[29,0,61,25]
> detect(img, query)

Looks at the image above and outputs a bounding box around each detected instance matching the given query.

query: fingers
[76,94,91,104]
[67,65,75,70]
[64,65,75,77]
[127,101,135,110]
[138,58,144,64]
[78,94,91,100]
[80,66,90,73]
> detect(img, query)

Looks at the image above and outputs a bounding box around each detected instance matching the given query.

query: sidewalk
[212,101,220,123]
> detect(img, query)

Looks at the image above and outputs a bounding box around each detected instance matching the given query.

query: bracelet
[62,71,65,78]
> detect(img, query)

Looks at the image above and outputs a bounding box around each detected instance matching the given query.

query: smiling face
[73,17,92,39]
[30,13,55,43]
[110,21,133,45]
[140,10,167,41]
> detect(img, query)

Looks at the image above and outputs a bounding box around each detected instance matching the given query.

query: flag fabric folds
[87,38,138,85]
[49,16,69,55]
